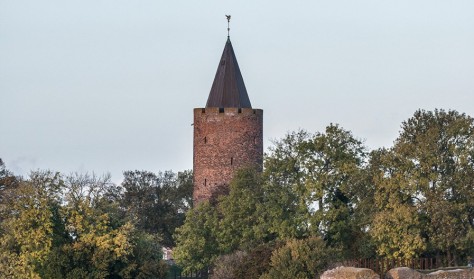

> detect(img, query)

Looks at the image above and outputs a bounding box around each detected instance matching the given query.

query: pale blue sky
[1,1,474,182]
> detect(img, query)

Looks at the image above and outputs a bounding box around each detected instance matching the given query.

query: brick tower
[193,36,263,204]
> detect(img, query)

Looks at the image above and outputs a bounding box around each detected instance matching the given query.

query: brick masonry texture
[193,107,263,203]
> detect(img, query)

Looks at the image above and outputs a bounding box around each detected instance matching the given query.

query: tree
[217,168,270,253]
[302,124,367,253]
[0,158,14,188]
[371,200,425,259]
[121,170,193,247]
[210,251,248,279]
[211,242,279,279]
[263,130,312,239]
[173,201,220,273]
[370,109,474,263]
[0,171,62,278]
[0,158,19,216]
[394,109,474,264]
[369,148,426,259]
[56,173,168,278]
[0,171,169,278]
[264,125,369,257]
[173,168,281,273]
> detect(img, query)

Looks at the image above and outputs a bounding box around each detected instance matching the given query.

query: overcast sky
[1,0,474,182]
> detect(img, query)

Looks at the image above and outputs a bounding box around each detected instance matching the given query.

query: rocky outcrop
[386,267,474,279]
[321,266,379,279]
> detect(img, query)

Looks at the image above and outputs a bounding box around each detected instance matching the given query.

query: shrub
[211,242,281,279]
[233,242,279,279]
[260,237,335,279]
[211,251,247,279]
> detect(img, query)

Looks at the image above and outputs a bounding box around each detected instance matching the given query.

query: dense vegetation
[0,165,192,278]
[174,109,474,278]
[1,109,474,278]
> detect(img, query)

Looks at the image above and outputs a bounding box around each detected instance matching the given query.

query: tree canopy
[174,109,474,278]
[0,166,192,278]
[3,108,474,278]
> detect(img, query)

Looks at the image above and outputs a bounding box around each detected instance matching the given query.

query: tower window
[204,137,207,144]
[231,157,233,165]
[219,108,224,113]
[204,179,207,186]
[238,108,242,113]
[202,108,205,113]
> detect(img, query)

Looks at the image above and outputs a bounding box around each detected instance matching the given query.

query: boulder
[423,268,474,279]
[321,266,379,279]
[385,267,423,279]
[385,267,474,279]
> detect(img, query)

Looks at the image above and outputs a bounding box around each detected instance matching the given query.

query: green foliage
[0,158,18,202]
[174,125,371,272]
[210,251,247,279]
[260,237,335,279]
[211,242,278,279]
[174,168,278,273]
[232,242,280,279]
[130,232,169,279]
[0,171,61,278]
[398,110,474,262]
[121,170,193,247]
[371,202,425,259]
[263,125,370,257]
[0,170,169,279]
[0,250,41,279]
[369,148,426,259]
[369,109,474,263]
[217,168,270,252]
[263,130,313,239]
[4,108,474,277]
[173,201,219,273]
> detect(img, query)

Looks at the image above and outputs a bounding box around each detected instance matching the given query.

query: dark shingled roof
[206,38,252,108]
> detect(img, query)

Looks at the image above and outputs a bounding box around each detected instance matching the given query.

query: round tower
[193,37,263,204]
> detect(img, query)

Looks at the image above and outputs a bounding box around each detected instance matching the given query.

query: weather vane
[226,15,231,38]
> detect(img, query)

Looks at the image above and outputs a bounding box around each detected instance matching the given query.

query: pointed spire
[206,38,252,108]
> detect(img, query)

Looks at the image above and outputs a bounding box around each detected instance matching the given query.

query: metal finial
[226,15,231,38]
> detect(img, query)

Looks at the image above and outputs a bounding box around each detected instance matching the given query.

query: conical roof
[206,38,252,108]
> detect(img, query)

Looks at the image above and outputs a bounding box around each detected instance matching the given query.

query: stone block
[321,266,380,279]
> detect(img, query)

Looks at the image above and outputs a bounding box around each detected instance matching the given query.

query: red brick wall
[193,107,263,204]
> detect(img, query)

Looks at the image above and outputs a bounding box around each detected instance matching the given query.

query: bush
[211,251,247,279]
[211,242,281,279]
[233,242,279,279]
[260,237,335,279]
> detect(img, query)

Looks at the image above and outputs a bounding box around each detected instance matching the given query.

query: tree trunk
[452,250,458,267]
[446,250,452,267]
